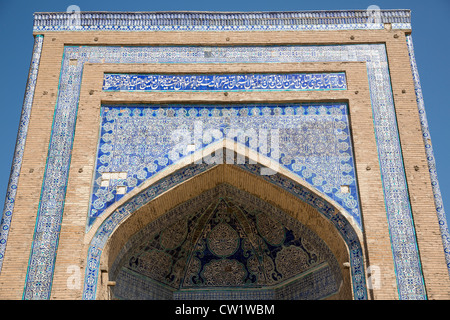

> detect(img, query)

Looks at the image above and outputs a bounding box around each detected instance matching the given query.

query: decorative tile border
[406,34,450,275]
[0,35,43,273]
[23,43,426,300]
[33,10,411,32]
[102,73,347,92]
[83,163,367,300]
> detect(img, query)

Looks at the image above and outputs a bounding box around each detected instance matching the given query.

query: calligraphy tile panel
[102,73,347,92]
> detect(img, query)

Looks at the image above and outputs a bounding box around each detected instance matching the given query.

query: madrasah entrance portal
[1,10,449,301]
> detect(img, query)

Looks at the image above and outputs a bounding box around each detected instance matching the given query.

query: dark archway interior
[109,183,343,300]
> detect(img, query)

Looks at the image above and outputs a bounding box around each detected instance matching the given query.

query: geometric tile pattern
[32,10,412,32]
[21,42,427,300]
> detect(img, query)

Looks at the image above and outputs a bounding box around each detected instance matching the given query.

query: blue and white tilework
[33,10,411,32]
[90,103,359,230]
[0,35,43,273]
[102,73,347,92]
[406,34,450,276]
[24,43,426,300]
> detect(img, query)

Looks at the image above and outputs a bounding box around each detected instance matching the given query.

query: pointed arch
[82,143,368,300]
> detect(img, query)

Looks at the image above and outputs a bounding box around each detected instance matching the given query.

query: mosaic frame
[7,10,442,299]
[20,42,429,300]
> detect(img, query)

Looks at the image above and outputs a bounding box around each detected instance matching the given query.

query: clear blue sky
[0,0,449,230]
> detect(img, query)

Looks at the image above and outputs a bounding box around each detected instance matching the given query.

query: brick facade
[0,11,448,300]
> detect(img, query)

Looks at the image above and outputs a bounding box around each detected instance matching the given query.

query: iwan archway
[83,149,367,300]
[3,9,449,301]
